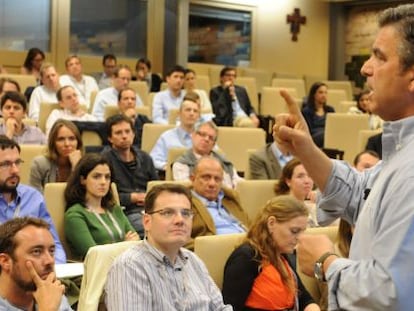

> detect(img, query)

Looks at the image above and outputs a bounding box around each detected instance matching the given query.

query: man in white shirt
[59,55,99,109]
[28,63,60,121]
[45,86,96,136]
[92,65,143,121]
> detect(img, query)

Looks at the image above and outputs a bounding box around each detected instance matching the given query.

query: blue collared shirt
[152,89,186,124]
[192,190,245,234]
[150,126,193,170]
[271,142,293,168]
[231,97,248,119]
[0,184,67,263]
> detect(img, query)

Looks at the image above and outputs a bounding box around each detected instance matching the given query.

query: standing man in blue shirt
[0,136,66,263]
[275,4,414,310]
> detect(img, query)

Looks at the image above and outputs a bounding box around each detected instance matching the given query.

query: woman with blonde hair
[222,195,320,311]
[29,119,82,193]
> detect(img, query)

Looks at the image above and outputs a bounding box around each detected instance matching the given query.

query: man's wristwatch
[314,252,338,282]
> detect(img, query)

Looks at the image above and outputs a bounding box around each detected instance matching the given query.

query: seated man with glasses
[105,183,232,310]
[187,156,249,250]
[172,120,243,189]
[210,66,259,128]
[0,135,66,263]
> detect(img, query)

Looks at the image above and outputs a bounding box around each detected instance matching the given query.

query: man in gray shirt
[105,183,232,310]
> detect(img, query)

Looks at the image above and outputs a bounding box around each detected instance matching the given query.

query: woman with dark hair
[64,153,138,259]
[301,82,335,147]
[222,195,320,311]
[20,47,45,82]
[349,89,383,130]
[274,158,317,227]
[29,119,82,193]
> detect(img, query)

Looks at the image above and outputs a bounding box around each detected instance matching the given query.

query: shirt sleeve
[91,92,106,121]
[28,88,41,121]
[152,93,168,124]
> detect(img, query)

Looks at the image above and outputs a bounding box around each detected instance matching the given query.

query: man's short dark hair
[136,58,152,71]
[1,91,27,112]
[0,217,49,273]
[166,65,186,77]
[0,135,21,153]
[106,114,134,137]
[353,150,380,166]
[220,66,237,78]
[118,87,136,102]
[103,54,117,65]
[56,85,73,102]
[113,65,132,78]
[144,183,192,213]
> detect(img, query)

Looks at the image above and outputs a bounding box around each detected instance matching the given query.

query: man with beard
[102,114,158,238]
[0,136,66,263]
[0,217,71,310]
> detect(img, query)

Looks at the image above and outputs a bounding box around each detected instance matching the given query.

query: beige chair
[194,74,211,94]
[20,144,47,185]
[166,147,187,181]
[323,80,353,101]
[358,129,382,153]
[337,100,357,113]
[81,130,102,148]
[141,123,174,153]
[260,87,299,116]
[194,233,246,289]
[327,89,348,112]
[243,149,257,180]
[104,105,151,120]
[44,182,121,262]
[208,65,225,88]
[271,78,306,99]
[160,82,168,91]
[38,102,59,133]
[216,127,266,174]
[235,179,278,221]
[89,90,98,113]
[78,240,141,311]
[129,81,149,106]
[297,226,339,302]
[0,73,37,92]
[239,68,273,94]
[187,62,212,76]
[324,113,370,163]
[235,77,259,113]
[167,108,179,125]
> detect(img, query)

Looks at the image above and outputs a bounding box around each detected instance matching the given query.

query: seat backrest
[194,75,211,94]
[235,179,278,221]
[260,87,299,116]
[271,78,306,99]
[0,73,37,92]
[327,89,348,112]
[194,233,246,289]
[337,100,357,113]
[129,81,149,106]
[216,127,266,173]
[297,226,338,302]
[166,147,187,181]
[104,105,151,120]
[44,182,121,261]
[235,76,259,113]
[20,144,47,185]
[167,108,179,125]
[141,123,175,153]
[323,80,353,101]
[81,130,103,148]
[239,68,273,93]
[89,90,98,113]
[38,102,59,133]
[324,113,370,163]
[146,180,191,192]
[358,129,382,153]
[78,240,141,311]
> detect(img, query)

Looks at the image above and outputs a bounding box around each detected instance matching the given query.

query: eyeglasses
[0,159,24,170]
[147,208,195,219]
[196,131,216,142]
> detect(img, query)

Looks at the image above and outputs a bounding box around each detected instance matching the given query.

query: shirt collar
[271,142,292,163]
[382,114,414,162]
[143,239,188,268]
[191,189,224,208]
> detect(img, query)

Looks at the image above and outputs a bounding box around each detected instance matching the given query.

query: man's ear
[0,253,12,272]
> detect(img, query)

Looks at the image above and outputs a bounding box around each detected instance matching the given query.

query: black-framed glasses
[147,208,195,219]
[196,131,216,142]
[0,159,24,170]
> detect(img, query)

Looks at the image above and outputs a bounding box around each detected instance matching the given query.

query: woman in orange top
[222,195,320,311]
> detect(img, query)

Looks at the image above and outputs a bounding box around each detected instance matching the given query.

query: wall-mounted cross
[287,8,306,42]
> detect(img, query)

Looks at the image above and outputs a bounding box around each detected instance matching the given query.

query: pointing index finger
[279,89,301,117]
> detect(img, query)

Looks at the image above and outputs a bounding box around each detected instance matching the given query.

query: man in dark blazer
[249,141,293,179]
[209,66,259,127]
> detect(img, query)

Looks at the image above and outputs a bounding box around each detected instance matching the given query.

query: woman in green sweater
[64,153,139,259]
